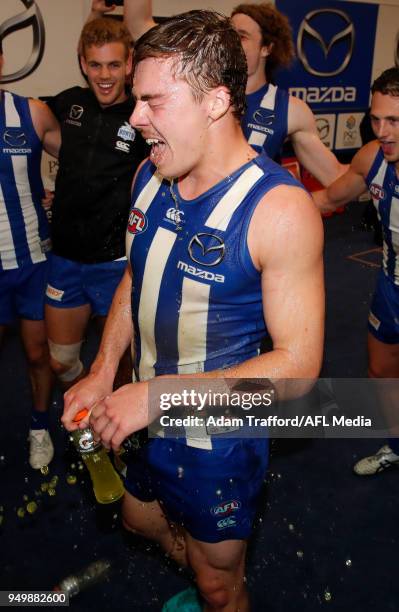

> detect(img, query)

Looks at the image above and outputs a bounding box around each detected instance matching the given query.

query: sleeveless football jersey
[366,147,399,285]
[0,91,48,270]
[242,84,289,159]
[126,153,303,448]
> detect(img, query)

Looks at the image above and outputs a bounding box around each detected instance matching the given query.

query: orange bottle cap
[73,408,89,423]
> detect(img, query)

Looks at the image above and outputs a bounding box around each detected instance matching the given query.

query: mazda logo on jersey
[0,0,45,84]
[3,128,27,147]
[70,105,84,121]
[128,208,148,234]
[252,109,275,127]
[297,9,354,77]
[188,233,225,267]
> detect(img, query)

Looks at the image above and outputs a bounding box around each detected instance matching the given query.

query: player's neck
[178,122,257,200]
[246,71,268,95]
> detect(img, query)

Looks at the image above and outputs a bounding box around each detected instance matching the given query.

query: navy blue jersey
[242,84,289,159]
[366,147,399,285]
[126,153,303,447]
[0,91,48,270]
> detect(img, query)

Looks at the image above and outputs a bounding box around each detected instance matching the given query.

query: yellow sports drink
[71,410,124,504]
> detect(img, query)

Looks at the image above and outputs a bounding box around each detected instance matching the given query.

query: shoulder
[248,182,322,269]
[287,95,316,134]
[351,140,380,177]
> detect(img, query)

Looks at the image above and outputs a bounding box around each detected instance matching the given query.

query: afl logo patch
[369,183,385,200]
[128,208,148,234]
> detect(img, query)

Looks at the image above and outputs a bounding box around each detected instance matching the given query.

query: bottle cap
[73,408,89,423]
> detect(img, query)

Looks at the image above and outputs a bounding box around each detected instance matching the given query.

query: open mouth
[146,138,166,167]
[97,82,114,95]
[380,141,395,155]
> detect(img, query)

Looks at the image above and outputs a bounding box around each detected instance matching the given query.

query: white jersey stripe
[0,183,18,269]
[390,196,399,283]
[126,171,163,258]
[11,156,45,264]
[205,165,264,231]
[138,227,176,381]
[178,277,210,372]
[4,92,21,127]
[260,83,277,110]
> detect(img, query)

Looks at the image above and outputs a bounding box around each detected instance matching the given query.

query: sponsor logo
[117,122,135,142]
[216,517,237,530]
[289,86,356,105]
[252,109,275,127]
[297,9,355,77]
[3,129,27,147]
[211,500,241,517]
[188,233,225,267]
[165,207,184,226]
[177,261,225,283]
[128,208,147,234]
[0,0,45,84]
[368,311,381,331]
[46,284,64,301]
[3,147,32,154]
[369,184,385,201]
[69,105,84,121]
[116,140,131,153]
[316,118,330,141]
[346,115,356,130]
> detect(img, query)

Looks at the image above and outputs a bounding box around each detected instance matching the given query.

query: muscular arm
[29,99,61,158]
[288,96,346,186]
[124,0,156,42]
[86,0,116,22]
[313,141,378,213]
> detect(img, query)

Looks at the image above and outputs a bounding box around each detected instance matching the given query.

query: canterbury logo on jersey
[115,140,131,153]
[165,207,184,225]
[177,260,225,283]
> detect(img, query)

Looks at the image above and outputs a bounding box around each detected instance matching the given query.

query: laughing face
[370,91,399,167]
[130,56,211,179]
[81,42,132,108]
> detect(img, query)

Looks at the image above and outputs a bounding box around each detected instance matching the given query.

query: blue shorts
[124,437,269,543]
[368,270,399,344]
[45,254,127,316]
[0,260,48,324]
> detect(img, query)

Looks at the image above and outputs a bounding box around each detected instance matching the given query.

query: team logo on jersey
[369,183,385,201]
[252,109,275,127]
[165,207,184,226]
[211,500,241,517]
[117,122,135,142]
[128,208,148,234]
[188,233,225,267]
[3,129,27,147]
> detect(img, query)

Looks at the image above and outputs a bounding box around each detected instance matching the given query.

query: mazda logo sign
[316,118,330,141]
[0,0,45,84]
[297,9,355,77]
[188,233,225,267]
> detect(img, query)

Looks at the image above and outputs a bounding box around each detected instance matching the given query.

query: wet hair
[133,10,247,119]
[78,17,132,59]
[231,3,294,80]
[371,67,399,97]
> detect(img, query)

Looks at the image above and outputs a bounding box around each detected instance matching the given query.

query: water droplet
[40,465,49,475]
[288,523,295,532]
[40,482,48,492]
[297,550,304,559]
[23,494,29,502]
[26,501,38,514]
[17,507,25,518]
[50,476,59,488]
[216,489,222,496]
[324,589,332,602]
[47,488,56,497]
[177,466,184,479]
[345,559,352,567]
[66,474,77,485]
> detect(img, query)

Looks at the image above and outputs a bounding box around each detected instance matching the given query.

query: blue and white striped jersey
[0,90,49,271]
[127,153,303,447]
[242,84,289,160]
[366,147,399,285]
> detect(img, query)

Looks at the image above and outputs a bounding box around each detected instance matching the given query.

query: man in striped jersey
[62,11,324,610]
[0,48,60,469]
[314,67,399,476]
